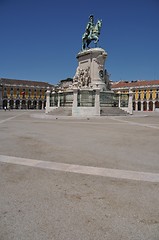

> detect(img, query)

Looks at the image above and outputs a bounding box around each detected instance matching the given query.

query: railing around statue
[50,91,73,107]
[50,92,58,107]
[60,92,73,107]
[100,92,119,107]
[77,90,95,107]
[120,94,128,108]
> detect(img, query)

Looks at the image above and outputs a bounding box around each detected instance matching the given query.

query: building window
[10,87,14,97]
[28,89,31,97]
[144,93,146,99]
[16,88,20,98]
[3,91,7,98]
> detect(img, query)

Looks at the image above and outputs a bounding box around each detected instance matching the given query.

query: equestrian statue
[82,15,102,51]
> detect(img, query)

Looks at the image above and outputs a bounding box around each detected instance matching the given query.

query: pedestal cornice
[77,48,107,59]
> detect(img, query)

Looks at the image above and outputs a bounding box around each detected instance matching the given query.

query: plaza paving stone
[0,110,159,240]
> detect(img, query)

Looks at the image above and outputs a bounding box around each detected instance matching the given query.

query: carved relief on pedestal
[73,66,91,88]
[94,52,107,70]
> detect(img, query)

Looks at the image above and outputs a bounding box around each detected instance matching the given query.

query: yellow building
[112,80,159,111]
[0,78,53,109]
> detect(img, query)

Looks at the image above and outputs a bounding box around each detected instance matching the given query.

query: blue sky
[0,0,159,84]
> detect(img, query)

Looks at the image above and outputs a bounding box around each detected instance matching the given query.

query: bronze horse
[82,20,102,50]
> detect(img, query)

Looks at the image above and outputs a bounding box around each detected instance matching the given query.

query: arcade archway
[33,100,37,109]
[16,100,20,109]
[38,100,42,109]
[9,99,14,109]
[143,101,147,111]
[3,99,7,109]
[27,100,32,109]
[149,101,153,111]
[22,100,26,109]
[138,101,141,111]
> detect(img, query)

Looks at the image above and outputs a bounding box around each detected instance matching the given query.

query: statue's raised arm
[82,14,102,51]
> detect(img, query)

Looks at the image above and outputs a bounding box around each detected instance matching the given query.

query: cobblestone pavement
[0,110,159,240]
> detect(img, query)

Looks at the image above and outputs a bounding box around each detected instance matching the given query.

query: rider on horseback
[82,15,95,50]
[85,15,95,39]
[82,15,102,51]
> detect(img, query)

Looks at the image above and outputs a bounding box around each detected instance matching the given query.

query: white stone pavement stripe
[0,113,26,124]
[108,117,159,130]
[0,155,159,183]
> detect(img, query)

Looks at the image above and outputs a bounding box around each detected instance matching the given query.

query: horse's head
[93,20,102,34]
[97,19,102,29]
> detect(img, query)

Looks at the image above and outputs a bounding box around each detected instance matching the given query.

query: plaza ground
[0,110,159,240]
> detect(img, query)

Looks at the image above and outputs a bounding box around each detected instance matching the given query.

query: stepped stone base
[100,107,128,116]
[47,107,72,116]
[47,107,128,117]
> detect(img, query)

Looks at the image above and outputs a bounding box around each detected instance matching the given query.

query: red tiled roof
[111,80,159,89]
[0,78,53,88]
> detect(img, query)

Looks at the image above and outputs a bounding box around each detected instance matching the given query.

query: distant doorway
[16,100,20,109]
[22,100,26,109]
[3,99,7,109]
[155,101,159,109]
[33,100,37,109]
[38,100,42,109]
[143,101,147,111]
[138,101,141,111]
[27,100,31,109]
[149,101,153,111]
[9,99,14,109]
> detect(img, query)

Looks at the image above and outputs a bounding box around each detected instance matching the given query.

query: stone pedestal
[73,48,108,91]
